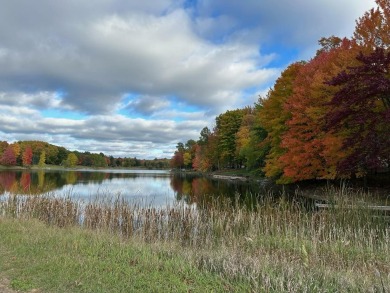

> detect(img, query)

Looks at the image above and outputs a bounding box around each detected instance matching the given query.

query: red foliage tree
[0,146,17,166]
[170,151,184,169]
[192,144,202,171]
[326,48,390,176]
[278,39,360,182]
[22,146,33,166]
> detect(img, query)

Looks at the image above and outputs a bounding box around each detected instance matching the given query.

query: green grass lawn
[0,218,247,292]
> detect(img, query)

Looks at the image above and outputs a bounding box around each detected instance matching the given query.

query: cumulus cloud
[0,94,202,158]
[0,3,277,115]
[0,91,62,109]
[124,95,171,116]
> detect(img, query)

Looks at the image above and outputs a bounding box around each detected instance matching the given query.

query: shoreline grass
[0,187,389,292]
[0,218,239,292]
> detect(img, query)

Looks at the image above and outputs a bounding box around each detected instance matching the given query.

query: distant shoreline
[0,164,170,171]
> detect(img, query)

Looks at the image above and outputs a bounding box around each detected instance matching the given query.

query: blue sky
[0,0,376,158]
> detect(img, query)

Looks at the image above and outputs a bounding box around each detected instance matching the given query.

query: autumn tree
[192,127,216,172]
[235,107,254,162]
[0,141,8,157]
[185,139,197,168]
[278,39,360,182]
[192,144,203,171]
[258,62,305,179]
[0,146,17,166]
[18,141,61,166]
[172,0,390,183]
[326,48,390,176]
[38,151,46,167]
[318,0,390,177]
[22,146,33,166]
[10,143,21,160]
[183,152,192,168]
[171,140,197,169]
[6,143,22,165]
[236,104,269,172]
[65,153,78,168]
[316,36,343,55]
[197,132,219,171]
[353,0,390,50]
[170,150,184,169]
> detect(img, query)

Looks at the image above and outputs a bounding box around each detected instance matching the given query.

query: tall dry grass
[1,186,389,292]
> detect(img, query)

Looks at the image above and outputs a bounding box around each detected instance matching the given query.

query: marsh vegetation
[0,185,389,292]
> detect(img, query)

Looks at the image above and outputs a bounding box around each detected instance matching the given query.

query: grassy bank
[0,187,389,292]
[0,218,238,292]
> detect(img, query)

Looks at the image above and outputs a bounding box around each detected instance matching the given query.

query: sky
[0,0,376,159]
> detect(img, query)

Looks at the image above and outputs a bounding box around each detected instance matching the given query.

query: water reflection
[170,173,266,206]
[0,169,266,207]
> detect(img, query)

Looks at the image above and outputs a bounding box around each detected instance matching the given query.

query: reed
[1,187,389,292]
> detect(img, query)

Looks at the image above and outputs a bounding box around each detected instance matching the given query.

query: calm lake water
[0,169,268,207]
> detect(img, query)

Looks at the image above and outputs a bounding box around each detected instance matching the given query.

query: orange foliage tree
[258,62,305,180]
[22,146,33,166]
[277,40,361,183]
[354,0,390,50]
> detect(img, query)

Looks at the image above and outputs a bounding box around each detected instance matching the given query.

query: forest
[171,0,390,183]
[0,140,170,169]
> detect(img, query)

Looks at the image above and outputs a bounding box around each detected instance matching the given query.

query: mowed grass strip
[0,218,245,292]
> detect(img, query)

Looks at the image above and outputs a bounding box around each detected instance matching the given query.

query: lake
[0,169,269,207]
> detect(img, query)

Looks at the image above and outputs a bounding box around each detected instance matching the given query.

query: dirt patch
[0,277,18,293]
[0,276,41,293]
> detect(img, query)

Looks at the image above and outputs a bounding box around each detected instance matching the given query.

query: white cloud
[124,95,171,115]
[0,100,200,158]
[0,4,277,115]
[0,91,62,109]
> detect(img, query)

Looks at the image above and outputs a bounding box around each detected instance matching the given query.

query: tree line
[0,140,170,169]
[171,0,390,183]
